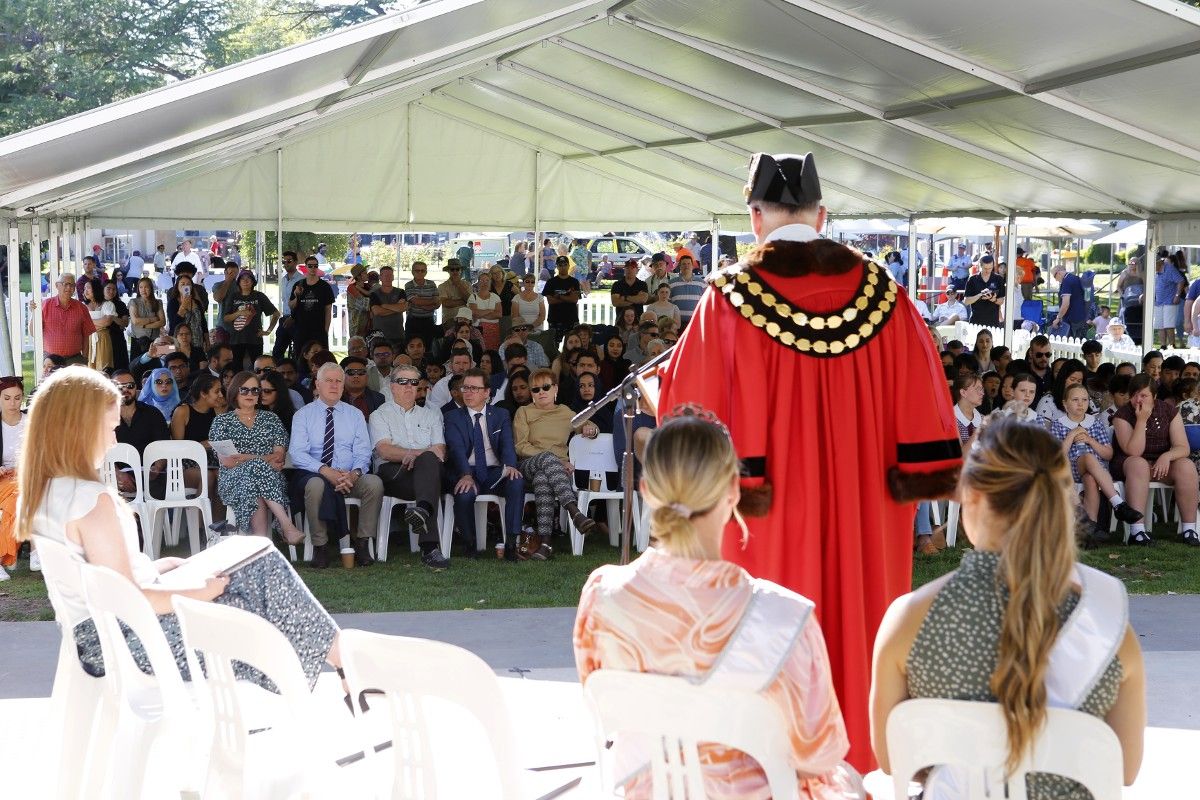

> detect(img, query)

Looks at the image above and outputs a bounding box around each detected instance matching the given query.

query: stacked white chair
[100,443,148,530]
[441,493,507,555]
[584,669,799,800]
[338,630,523,799]
[141,440,213,559]
[880,698,1122,800]
[79,564,202,799]
[567,433,624,555]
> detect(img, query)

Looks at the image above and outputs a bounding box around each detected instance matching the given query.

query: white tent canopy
[6,0,1200,233]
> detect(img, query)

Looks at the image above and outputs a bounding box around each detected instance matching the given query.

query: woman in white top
[15,367,341,690]
[0,377,26,580]
[644,284,681,328]
[512,273,546,329]
[83,278,115,372]
[469,271,502,351]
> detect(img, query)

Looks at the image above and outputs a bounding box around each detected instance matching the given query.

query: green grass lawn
[4,517,1199,622]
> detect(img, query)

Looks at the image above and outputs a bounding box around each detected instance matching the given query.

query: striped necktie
[321,406,335,467]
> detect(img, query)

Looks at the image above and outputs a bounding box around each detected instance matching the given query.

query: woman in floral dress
[208,371,304,543]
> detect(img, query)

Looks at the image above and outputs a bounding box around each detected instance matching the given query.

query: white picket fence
[949,321,1154,365]
[19,288,618,356]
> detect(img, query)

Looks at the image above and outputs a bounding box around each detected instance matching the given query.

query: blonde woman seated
[514,368,600,560]
[574,409,864,800]
[16,367,340,690]
[871,418,1145,798]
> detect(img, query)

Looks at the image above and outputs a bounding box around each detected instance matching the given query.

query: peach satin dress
[574,548,864,800]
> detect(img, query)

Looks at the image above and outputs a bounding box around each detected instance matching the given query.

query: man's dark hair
[462,367,487,383]
[1116,361,1136,373]
[449,345,472,359]
[278,357,298,370]
[448,373,466,391]
[111,369,134,382]
[164,352,189,367]
[504,343,528,363]
[370,339,393,355]
[638,320,659,334]
[576,351,598,365]
[1142,349,1163,367]
[1163,354,1186,372]
[339,355,368,369]
[1029,334,1050,349]
[954,353,980,374]
[207,344,231,361]
[282,250,298,261]
[1081,339,1103,355]
[1007,358,1030,375]
[1108,373,1133,396]
[946,339,963,350]
[991,345,1010,360]
[750,199,821,218]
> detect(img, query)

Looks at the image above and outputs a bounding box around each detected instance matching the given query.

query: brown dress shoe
[931,525,948,550]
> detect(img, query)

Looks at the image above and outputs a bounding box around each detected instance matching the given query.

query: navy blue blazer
[445,403,517,479]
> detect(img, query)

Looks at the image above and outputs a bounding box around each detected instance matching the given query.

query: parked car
[587,236,654,281]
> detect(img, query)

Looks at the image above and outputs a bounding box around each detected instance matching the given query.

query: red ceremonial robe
[658,236,962,772]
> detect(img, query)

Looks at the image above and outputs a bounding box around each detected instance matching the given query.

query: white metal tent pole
[905,216,916,297]
[710,216,721,276]
[1004,213,1018,351]
[906,214,918,300]
[1143,220,1157,355]
[30,218,43,380]
[74,217,84,273]
[7,224,21,376]
[533,151,541,284]
[255,230,265,281]
[48,218,60,288]
[275,149,283,276]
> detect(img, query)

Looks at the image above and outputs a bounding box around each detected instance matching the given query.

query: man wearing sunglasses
[369,364,449,568]
[657,151,961,772]
[1025,334,1053,403]
[339,356,385,420]
[272,251,304,360]
[444,368,524,560]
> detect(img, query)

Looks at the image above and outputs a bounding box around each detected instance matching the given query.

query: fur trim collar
[741,239,865,278]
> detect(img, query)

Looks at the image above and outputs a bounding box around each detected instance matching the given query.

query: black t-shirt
[368,286,408,341]
[611,277,650,319]
[221,290,278,344]
[292,279,335,339]
[543,275,581,327]
[965,273,1005,326]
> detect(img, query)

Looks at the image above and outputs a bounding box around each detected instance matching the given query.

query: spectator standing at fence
[272,251,305,360]
[964,255,1004,327]
[947,242,971,292]
[669,256,705,329]
[76,256,106,302]
[403,261,440,349]
[1153,249,1186,349]
[128,278,165,361]
[513,273,546,331]
[166,271,207,342]
[122,250,145,295]
[1051,265,1088,338]
[1015,246,1038,301]
[222,271,278,371]
[171,238,203,275]
[345,264,371,339]
[543,256,582,342]
[102,280,130,371]
[438,259,472,326]
[368,265,407,348]
[291,255,336,351]
[455,241,475,282]
[570,238,592,295]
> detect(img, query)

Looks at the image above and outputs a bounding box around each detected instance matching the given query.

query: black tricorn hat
[744,152,821,206]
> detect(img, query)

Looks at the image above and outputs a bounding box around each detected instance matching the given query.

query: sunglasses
[530,384,554,394]
[391,377,421,386]
[153,379,173,386]
[238,386,260,396]
[344,369,367,377]
[113,382,136,390]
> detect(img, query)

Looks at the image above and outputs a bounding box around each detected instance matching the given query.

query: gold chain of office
[712,260,899,357]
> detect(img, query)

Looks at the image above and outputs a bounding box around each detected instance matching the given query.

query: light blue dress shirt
[289,399,372,474]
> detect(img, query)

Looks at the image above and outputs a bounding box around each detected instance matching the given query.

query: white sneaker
[0,564,9,581]
[29,550,41,572]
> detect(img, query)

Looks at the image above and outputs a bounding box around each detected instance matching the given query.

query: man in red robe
[657,153,962,772]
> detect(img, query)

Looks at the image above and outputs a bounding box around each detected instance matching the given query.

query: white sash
[614,580,813,786]
[1045,564,1127,709]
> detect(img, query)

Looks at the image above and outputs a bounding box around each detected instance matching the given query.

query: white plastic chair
[171,596,332,800]
[79,564,202,799]
[442,493,506,555]
[567,434,624,555]
[34,536,111,800]
[379,495,430,560]
[338,630,523,799]
[883,698,1123,800]
[945,500,961,547]
[584,669,799,800]
[1109,480,1176,542]
[100,443,148,529]
[288,497,365,562]
[142,440,213,559]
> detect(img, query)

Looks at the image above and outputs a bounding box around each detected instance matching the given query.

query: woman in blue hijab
[138,367,180,421]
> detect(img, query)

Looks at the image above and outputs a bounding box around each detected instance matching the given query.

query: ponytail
[963,417,1076,774]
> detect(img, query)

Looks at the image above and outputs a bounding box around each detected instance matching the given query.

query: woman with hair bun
[871,417,1146,796]
[574,407,864,800]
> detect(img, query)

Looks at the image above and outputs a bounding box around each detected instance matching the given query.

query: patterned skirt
[72,547,337,692]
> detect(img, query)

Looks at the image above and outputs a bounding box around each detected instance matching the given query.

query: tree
[240,230,351,269]
[0,0,229,136]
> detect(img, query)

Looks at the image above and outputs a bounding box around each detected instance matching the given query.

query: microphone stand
[571,345,674,565]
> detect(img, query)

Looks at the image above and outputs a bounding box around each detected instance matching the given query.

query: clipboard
[633,362,663,417]
[156,536,272,589]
